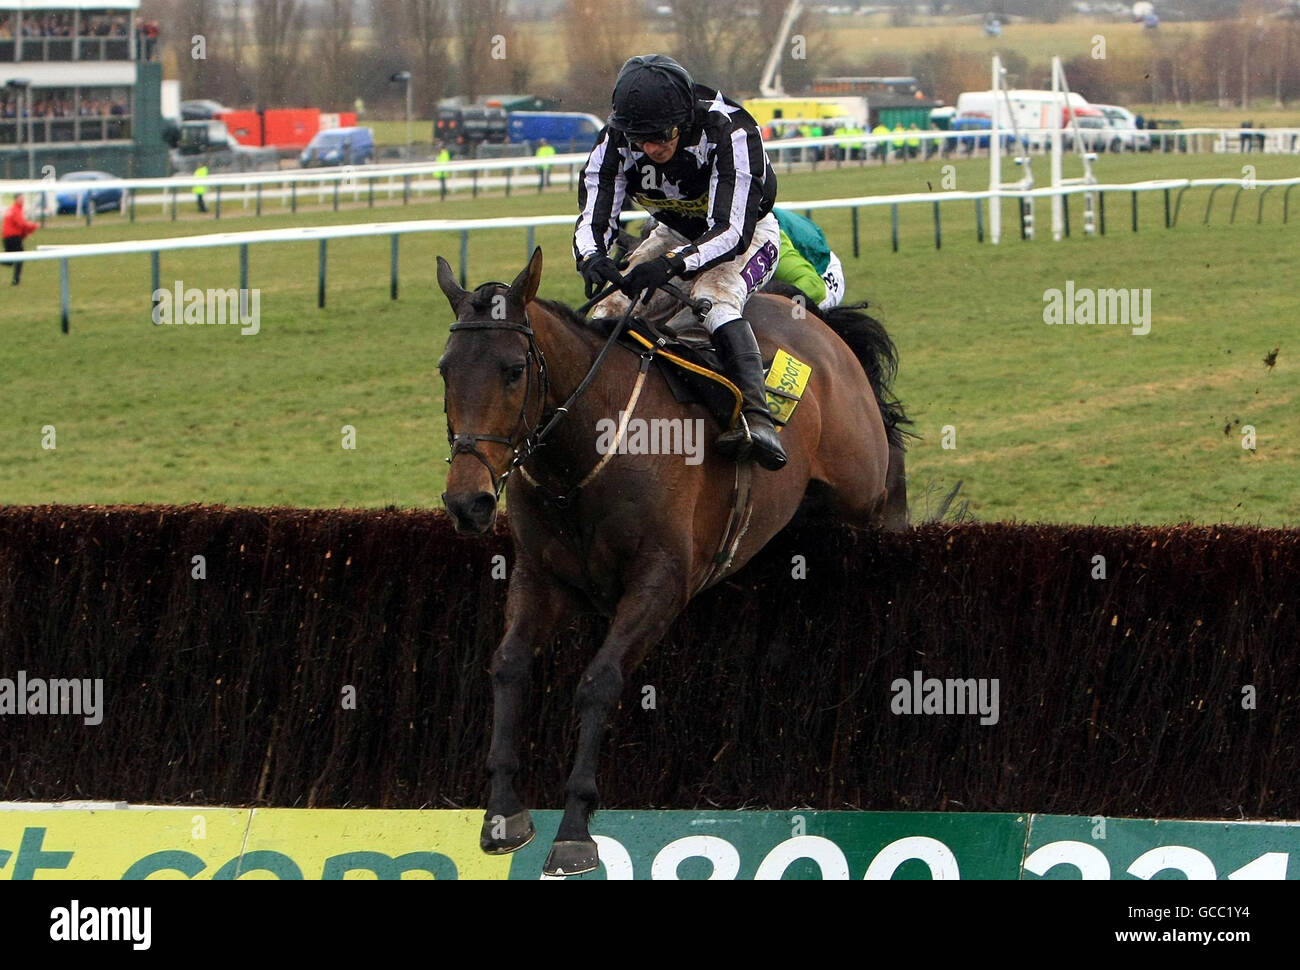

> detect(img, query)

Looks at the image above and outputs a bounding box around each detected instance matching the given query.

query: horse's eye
[504,363,526,386]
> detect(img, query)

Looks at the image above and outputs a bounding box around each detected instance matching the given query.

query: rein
[444,288,648,500]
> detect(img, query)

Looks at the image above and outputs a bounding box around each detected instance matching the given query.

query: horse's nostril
[470,493,497,520]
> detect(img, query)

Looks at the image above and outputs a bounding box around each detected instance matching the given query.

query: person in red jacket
[3,194,39,286]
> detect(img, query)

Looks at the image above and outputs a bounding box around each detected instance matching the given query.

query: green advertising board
[1,806,1296,879]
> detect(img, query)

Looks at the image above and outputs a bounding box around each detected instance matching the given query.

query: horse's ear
[507,247,543,307]
[436,256,469,314]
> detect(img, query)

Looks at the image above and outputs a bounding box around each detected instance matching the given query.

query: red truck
[218,109,358,152]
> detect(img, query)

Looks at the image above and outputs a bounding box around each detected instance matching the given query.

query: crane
[758,0,805,98]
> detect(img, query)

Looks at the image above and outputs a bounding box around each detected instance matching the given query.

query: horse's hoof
[480,810,536,855]
[543,839,600,877]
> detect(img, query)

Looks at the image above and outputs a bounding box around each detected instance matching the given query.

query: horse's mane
[534,298,605,335]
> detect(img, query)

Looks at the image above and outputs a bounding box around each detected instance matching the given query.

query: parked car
[299,126,375,167]
[950,115,1016,153]
[180,99,228,121]
[1093,105,1151,152]
[54,171,122,214]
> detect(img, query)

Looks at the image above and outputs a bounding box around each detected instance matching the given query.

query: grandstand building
[0,0,166,178]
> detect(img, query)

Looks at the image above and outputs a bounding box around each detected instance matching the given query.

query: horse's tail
[762,282,912,448]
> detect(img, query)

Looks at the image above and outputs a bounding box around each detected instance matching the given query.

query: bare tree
[408,0,452,114]
[671,0,818,94]
[317,0,357,110]
[254,0,306,106]
[560,0,641,111]
[453,0,509,101]
[169,0,218,99]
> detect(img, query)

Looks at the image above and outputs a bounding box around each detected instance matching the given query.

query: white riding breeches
[593,212,781,334]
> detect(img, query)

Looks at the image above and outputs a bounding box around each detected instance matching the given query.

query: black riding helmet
[608,54,696,141]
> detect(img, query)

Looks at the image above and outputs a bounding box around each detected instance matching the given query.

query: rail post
[318,240,327,309]
[390,234,399,301]
[60,258,70,334]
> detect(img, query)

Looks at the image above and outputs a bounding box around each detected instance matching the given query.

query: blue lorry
[506,112,604,153]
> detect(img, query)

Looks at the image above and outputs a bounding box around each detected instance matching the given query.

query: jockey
[771,208,846,312]
[573,54,787,471]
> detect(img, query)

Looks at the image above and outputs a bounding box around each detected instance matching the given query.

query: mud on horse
[437,248,908,876]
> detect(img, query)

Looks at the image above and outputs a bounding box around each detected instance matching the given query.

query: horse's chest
[525,512,628,609]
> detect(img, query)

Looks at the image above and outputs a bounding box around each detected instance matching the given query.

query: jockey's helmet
[608,55,696,141]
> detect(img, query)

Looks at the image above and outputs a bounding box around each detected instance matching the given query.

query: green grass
[1,152,1297,524]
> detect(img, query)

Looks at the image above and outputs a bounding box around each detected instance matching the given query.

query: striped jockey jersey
[574,85,778,275]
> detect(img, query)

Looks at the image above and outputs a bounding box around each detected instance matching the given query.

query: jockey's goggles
[629,125,680,148]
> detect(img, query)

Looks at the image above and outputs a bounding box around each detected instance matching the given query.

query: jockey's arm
[573,128,628,268]
[772,230,827,307]
[674,124,767,274]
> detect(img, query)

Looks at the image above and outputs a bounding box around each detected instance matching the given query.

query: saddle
[600,299,811,433]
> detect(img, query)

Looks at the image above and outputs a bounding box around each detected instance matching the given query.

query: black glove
[619,251,686,298]
[580,255,623,299]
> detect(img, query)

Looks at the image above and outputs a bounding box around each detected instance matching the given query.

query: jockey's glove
[579,254,623,299]
[619,251,686,298]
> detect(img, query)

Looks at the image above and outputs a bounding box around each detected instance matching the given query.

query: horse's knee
[575,660,623,714]
[489,637,531,686]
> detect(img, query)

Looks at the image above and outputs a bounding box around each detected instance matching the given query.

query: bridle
[442,282,646,501]
[443,292,550,498]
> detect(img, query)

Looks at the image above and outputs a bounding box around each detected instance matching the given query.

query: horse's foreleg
[544,568,686,877]
[480,569,574,855]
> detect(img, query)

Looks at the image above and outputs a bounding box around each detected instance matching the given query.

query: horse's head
[436,247,545,535]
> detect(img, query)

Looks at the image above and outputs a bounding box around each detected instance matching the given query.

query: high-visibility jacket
[891,125,906,147]
[535,144,556,169]
[906,125,921,148]
[192,165,209,196]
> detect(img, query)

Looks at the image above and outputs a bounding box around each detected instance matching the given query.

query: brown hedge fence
[0,505,1297,817]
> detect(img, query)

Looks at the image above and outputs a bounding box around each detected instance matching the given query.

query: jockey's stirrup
[712,318,788,471]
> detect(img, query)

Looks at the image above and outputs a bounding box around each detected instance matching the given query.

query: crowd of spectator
[0,92,129,120]
[0,11,132,39]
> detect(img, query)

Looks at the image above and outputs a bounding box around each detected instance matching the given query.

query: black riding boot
[712,318,788,470]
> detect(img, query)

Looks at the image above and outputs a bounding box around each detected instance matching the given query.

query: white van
[955,89,1090,149]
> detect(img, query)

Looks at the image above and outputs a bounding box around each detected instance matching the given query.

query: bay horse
[436,247,908,876]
